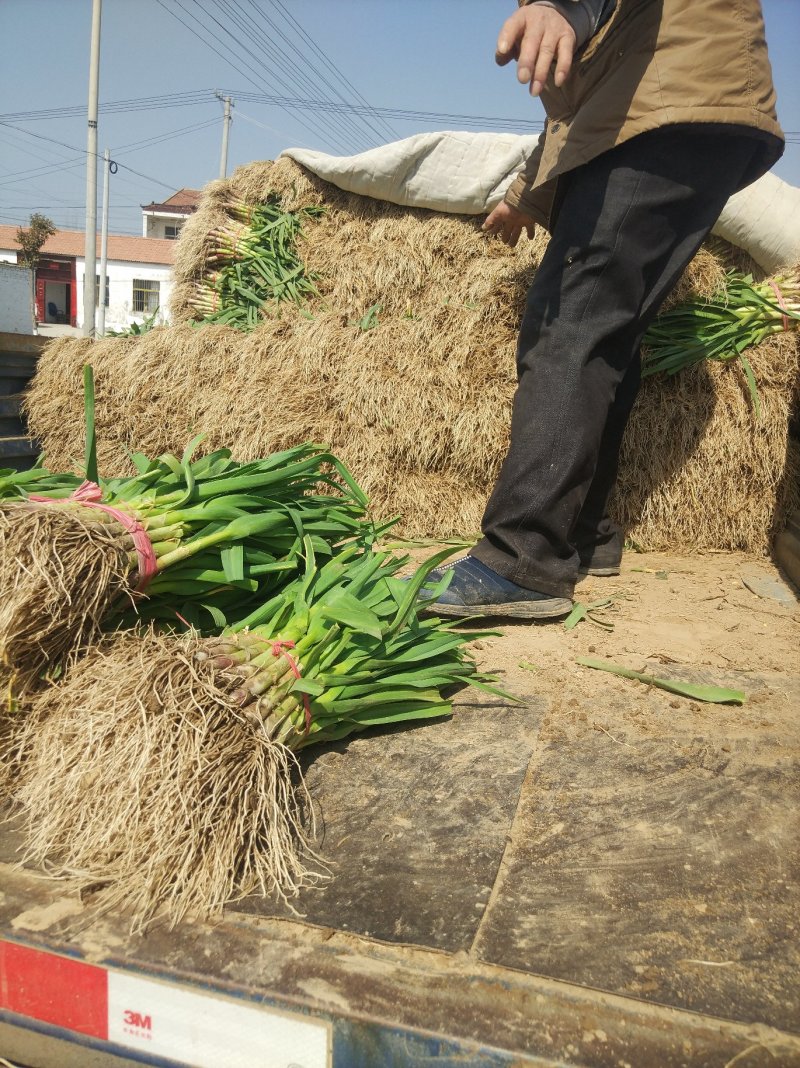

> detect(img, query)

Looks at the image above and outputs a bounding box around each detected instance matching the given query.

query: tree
[15,213,57,271]
[15,213,57,322]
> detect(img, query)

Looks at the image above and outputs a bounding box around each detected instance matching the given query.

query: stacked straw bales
[25,157,799,553]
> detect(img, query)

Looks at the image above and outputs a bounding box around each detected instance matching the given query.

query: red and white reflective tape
[0,940,331,1068]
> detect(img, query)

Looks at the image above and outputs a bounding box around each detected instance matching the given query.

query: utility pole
[215,91,233,179]
[83,0,102,337]
[97,149,117,336]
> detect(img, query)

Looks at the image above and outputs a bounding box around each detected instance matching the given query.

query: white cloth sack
[282,131,800,272]
[282,131,539,216]
[711,170,800,274]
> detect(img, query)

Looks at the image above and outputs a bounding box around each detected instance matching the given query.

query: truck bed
[1,550,799,1067]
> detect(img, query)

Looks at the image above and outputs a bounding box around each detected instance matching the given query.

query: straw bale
[11,629,316,927]
[615,331,800,551]
[25,158,799,553]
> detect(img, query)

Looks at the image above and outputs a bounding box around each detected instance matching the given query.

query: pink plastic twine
[29,480,158,591]
[271,639,312,733]
[768,280,790,333]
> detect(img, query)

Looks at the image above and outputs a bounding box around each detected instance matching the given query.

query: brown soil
[410,547,799,744]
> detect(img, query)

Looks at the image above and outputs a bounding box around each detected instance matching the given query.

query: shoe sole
[577,566,620,577]
[426,598,573,621]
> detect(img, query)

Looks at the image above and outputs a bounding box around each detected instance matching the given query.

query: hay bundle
[9,545,494,926]
[0,501,132,691]
[617,330,799,549]
[12,629,315,927]
[25,157,799,552]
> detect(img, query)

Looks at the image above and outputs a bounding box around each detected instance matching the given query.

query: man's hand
[482,201,536,248]
[496,5,576,96]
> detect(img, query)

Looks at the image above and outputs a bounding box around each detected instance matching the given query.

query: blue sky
[2,0,798,236]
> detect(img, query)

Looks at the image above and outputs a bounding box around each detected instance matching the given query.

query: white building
[0,225,176,333]
[0,188,201,332]
[141,188,201,240]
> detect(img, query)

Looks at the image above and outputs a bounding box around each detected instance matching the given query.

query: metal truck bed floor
[1,555,799,1066]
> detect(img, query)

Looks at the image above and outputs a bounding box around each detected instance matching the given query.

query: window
[164,224,181,239]
[132,278,159,314]
[94,274,110,307]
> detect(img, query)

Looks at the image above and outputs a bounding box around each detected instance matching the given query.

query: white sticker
[107,968,331,1068]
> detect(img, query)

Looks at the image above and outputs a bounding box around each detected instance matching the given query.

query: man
[424,0,784,620]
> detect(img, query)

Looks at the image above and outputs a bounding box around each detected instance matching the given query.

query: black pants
[473,126,762,598]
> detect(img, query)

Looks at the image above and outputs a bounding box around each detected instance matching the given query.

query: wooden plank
[0,435,37,458]
[0,331,49,355]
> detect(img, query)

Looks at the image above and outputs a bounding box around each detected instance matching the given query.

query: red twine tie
[768,280,791,333]
[29,480,158,591]
[271,639,312,733]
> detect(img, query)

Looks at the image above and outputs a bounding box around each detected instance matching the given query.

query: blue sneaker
[420,556,572,620]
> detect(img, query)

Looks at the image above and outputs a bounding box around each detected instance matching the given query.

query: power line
[0,203,153,209]
[112,117,221,154]
[0,121,100,160]
[0,155,85,186]
[0,121,179,192]
[0,91,216,123]
[223,91,548,133]
[1,88,532,133]
[221,0,384,150]
[113,162,176,191]
[233,108,315,150]
[153,0,347,153]
[0,128,78,168]
[179,0,363,153]
[0,210,144,235]
[216,0,371,150]
[264,0,400,144]
[223,0,375,150]
[2,87,797,142]
[0,169,85,204]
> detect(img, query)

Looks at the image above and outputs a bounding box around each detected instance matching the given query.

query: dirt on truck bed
[247,548,800,997]
[1,548,799,1068]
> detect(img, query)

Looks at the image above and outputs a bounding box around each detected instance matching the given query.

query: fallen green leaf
[563,603,588,630]
[576,656,745,705]
[623,537,646,553]
[564,599,615,631]
[382,537,474,551]
[350,302,382,331]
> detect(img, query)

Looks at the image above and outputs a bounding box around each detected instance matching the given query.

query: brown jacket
[505,0,784,228]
